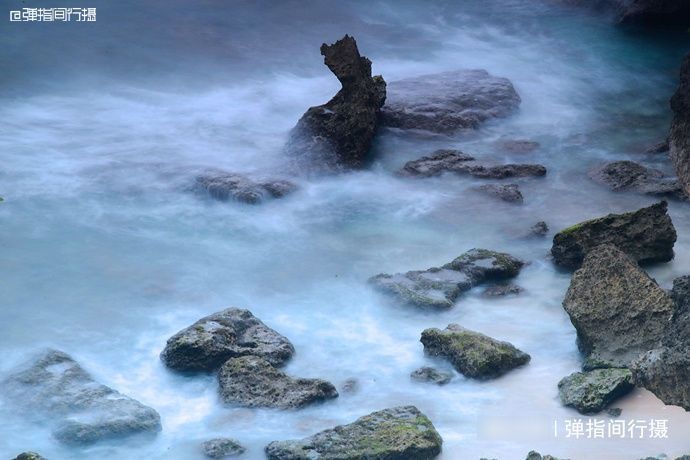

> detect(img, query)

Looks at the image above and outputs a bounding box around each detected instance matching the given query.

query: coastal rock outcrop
[558,368,634,414]
[588,161,685,199]
[265,406,443,459]
[670,53,690,197]
[202,438,246,458]
[195,172,297,204]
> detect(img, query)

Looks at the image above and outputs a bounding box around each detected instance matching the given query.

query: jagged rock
[482,284,524,297]
[420,324,530,379]
[286,35,386,172]
[13,453,45,460]
[671,53,690,197]
[369,248,524,309]
[265,406,442,460]
[558,368,634,414]
[410,366,453,385]
[588,161,685,199]
[2,349,161,445]
[195,172,297,204]
[202,438,246,458]
[671,275,690,315]
[562,245,674,369]
[496,139,540,154]
[381,70,520,134]
[529,221,549,237]
[474,183,524,203]
[217,356,338,409]
[160,308,294,372]
[551,201,676,270]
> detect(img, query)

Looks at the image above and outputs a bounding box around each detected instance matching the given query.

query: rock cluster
[195,172,297,204]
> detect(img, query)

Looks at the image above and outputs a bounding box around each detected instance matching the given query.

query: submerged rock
[160,308,295,372]
[202,438,246,458]
[13,453,45,460]
[670,53,690,197]
[264,406,442,460]
[2,349,161,445]
[482,283,524,297]
[410,366,454,385]
[474,183,524,203]
[526,452,565,460]
[588,161,685,199]
[496,139,540,154]
[562,245,674,369]
[551,201,676,270]
[420,324,530,379]
[529,221,549,237]
[381,69,520,134]
[558,368,634,414]
[286,35,386,172]
[218,356,338,409]
[195,172,297,204]
[370,248,524,309]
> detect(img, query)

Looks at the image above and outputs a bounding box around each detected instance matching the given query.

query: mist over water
[1,1,689,458]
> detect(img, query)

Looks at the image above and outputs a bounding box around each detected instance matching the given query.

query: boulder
[286,35,386,172]
[381,70,520,134]
[529,221,549,237]
[551,201,676,270]
[202,438,246,458]
[670,53,690,197]
[217,356,338,409]
[588,161,685,199]
[370,248,524,309]
[195,172,297,204]
[2,349,161,445]
[410,366,453,385]
[160,308,295,372]
[420,324,530,379]
[474,184,524,203]
[265,406,442,460]
[557,368,634,414]
[562,245,674,369]
[13,454,45,460]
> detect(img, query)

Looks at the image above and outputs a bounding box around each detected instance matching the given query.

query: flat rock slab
[2,349,161,445]
[218,356,338,409]
[410,366,453,385]
[551,201,676,270]
[420,324,530,379]
[563,245,674,369]
[381,70,520,134]
[202,438,246,458]
[558,368,634,414]
[370,248,524,309]
[195,172,297,204]
[265,405,443,460]
[588,161,685,200]
[160,308,295,372]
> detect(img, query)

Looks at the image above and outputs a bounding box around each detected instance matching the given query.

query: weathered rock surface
[551,201,676,270]
[645,140,669,154]
[671,275,690,315]
[588,161,685,199]
[558,368,634,414]
[13,453,45,460]
[562,245,674,369]
[475,183,524,203]
[370,248,524,309]
[670,53,690,197]
[217,356,338,409]
[381,70,520,134]
[195,172,297,204]
[160,308,294,372]
[202,438,246,458]
[420,324,530,379]
[482,283,524,297]
[2,349,161,445]
[286,35,386,172]
[410,366,454,385]
[265,406,442,460]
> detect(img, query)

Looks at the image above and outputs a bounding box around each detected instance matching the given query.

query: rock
[671,275,690,315]
[470,164,546,179]
[526,452,565,460]
[369,248,524,309]
[645,140,669,154]
[482,284,524,297]
[161,308,294,372]
[588,161,685,199]
[13,453,45,460]
[265,406,442,460]
[496,139,540,154]
[217,356,338,409]
[381,70,520,134]
[420,324,530,379]
[671,53,690,198]
[410,366,453,385]
[202,438,246,458]
[557,368,634,414]
[607,407,623,417]
[195,172,297,204]
[562,245,674,369]
[474,183,524,203]
[632,347,690,410]
[286,35,386,172]
[2,349,161,445]
[529,221,549,237]
[551,201,676,270]
[341,378,359,394]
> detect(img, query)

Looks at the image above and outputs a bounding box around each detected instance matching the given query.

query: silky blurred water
[1,1,689,459]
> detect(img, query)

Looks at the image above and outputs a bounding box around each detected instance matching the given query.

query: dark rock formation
[482,283,524,297]
[286,35,386,172]
[2,349,161,445]
[195,172,297,204]
[160,308,294,372]
[420,324,530,379]
[341,378,359,394]
[558,368,634,414]
[529,221,549,237]
[670,53,690,197]
[475,184,524,203]
[562,245,674,369]
[13,453,45,460]
[645,140,669,154]
[381,70,520,134]
[217,356,338,409]
[671,275,690,315]
[370,248,524,309]
[410,366,453,385]
[551,201,676,270]
[265,406,442,460]
[588,161,685,199]
[202,438,246,458]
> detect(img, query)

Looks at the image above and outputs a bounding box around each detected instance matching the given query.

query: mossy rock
[558,368,634,414]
